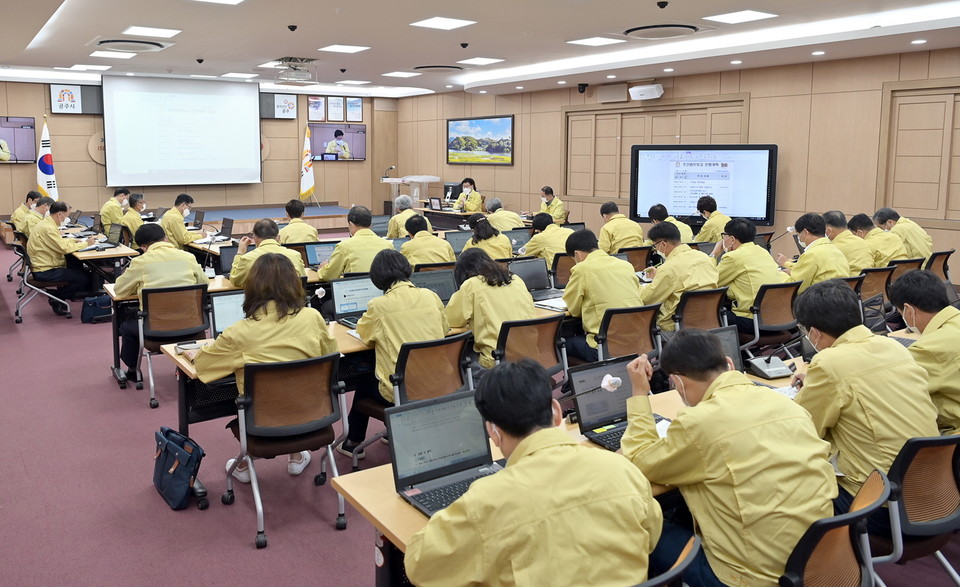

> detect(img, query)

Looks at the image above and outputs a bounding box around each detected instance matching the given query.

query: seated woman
[338,249,449,458]
[447,248,536,372]
[453,177,484,213]
[461,213,513,260]
[185,253,338,482]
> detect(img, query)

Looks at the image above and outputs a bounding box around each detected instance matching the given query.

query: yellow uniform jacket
[114,241,208,305]
[229,239,306,287]
[599,214,645,254]
[401,231,456,267]
[317,228,393,281]
[523,224,573,269]
[445,275,536,368]
[638,244,719,331]
[563,250,642,347]
[909,306,960,434]
[278,218,319,244]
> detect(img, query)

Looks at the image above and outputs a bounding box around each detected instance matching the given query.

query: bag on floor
[80,294,112,324]
[153,426,205,510]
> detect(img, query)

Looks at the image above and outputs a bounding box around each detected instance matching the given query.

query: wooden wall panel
[900,52,930,81]
[739,63,812,98]
[812,55,900,93]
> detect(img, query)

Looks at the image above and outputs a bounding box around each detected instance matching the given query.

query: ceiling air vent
[623,24,698,40]
[413,65,464,72]
[95,39,169,52]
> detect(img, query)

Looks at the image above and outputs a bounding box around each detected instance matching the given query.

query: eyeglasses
[720,232,731,238]
[798,325,809,338]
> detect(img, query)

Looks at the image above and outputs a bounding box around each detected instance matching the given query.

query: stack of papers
[535,297,567,311]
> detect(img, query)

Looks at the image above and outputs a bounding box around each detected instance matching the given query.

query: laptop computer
[508,257,563,302]
[304,242,338,268]
[443,230,474,254]
[503,228,532,254]
[217,244,240,276]
[710,326,799,398]
[570,355,670,451]
[195,217,233,244]
[209,291,245,337]
[185,209,205,231]
[78,223,123,251]
[62,209,84,228]
[386,390,501,517]
[562,222,586,232]
[331,275,381,329]
[410,269,459,304]
[390,238,408,251]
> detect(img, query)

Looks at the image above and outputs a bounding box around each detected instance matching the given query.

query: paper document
[346,329,363,341]
[535,298,567,312]
[656,418,671,439]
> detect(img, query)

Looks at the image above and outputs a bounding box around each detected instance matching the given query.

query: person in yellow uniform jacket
[99,187,129,235]
[562,229,644,363]
[10,190,41,230]
[889,270,960,435]
[114,223,209,380]
[400,214,455,267]
[874,207,933,261]
[646,204,694,244]
[446,248,535,370]
[386,194,432,238]
[337,250,449,459]
[847,213,908,267]
[160,193,203,249]
[453,177,484,213]
[485,198,525,232]
[520,213,573,269]
[27,201,98,313]
[317,206,393,281]
[120,193,146,249]
[278,199,319,244]
[709,218,787,334]
[693,196,731,243]
[405,360,663,587]
[823,210,873,274]
[598,201,644,254]
[538,185,566,224]
[324,129,352,159]
[792,280,939,534]
[776,213,850,292]
[19,196,53,238]
[461,213,513,260]
[639,222,719,334]
[230,219,305,288]
[621,331,836,587]
[185,253,338,482]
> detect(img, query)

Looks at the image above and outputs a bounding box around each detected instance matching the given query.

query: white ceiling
[1,0,959,97]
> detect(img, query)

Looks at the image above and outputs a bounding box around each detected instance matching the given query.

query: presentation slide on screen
[102,77,261,186]
[392,398,488,480]
[634,149,772,219]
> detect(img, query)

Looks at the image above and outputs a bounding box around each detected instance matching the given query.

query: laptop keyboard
[530,288,563,302]
[591,415,667,451]
[410,471,495,513]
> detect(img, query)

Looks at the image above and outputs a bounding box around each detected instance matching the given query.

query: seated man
[693,196,731,243]
[647,203,693,243]
[710,218,786,334]
[520,212,573,269]
[19,196,53,238]
[874,207,933,261]
[317,205,393,281]
[621,330,836,586]
[278,199,319,244]
[99,187,130,235]
[538,185,566,224]
[639,222,719,334]
[406,360,662,587]
[484,197,525,232]
[230,219,305,287]
[160,193,203,249]
[598,201,644,254]
[823,210,873,274]
[889,270,960,434]
[26,201,97,314]
[562,229,643,363]
[386,194,432,238]
[120,193,146,248]
[776,213,850,292]
[113,223,209,381]
[10,190,42,230]
[400,214,455,267]
[847,213,907,267]
[792,280,939,533]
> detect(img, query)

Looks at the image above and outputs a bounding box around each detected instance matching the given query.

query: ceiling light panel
[122,26,181,38]
[189,0,245,5]
[337,80,370,85]
[457,57,504,66]
[318,45,370,53]
[90,50,136,59]
[567,37,626,47]
[703,10,778,24]
[382,71,421,78]
[220,72,258,78]
[410,17,476,30]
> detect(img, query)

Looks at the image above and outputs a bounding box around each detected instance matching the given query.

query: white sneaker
[287,451,311,476]
[226,458,251,484]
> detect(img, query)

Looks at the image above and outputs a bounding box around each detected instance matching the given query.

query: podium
[402,175,442,201]
[380,177,405,200]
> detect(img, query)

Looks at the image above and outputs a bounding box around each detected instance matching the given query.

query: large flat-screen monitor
[0,117,36,163]
[101,76,262,186]
[628,144,778,227]
[309,123,366,161]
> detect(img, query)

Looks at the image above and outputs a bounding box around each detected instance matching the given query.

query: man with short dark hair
[598,201,644,254]
[386,194,432,238]
[160,193,203,249]
[889,270,960,434]
[693,196,731,243]
[26,201,97,313]
[400,214,455,266]
[823,210,872,274]
[647,203,693,243]
[99,187,130,235]
[848,212,907,267]
[538,185,566,224]
[873,207,933,261]
[120,193,146,248]
[406,359,663,587]
[19,196,54,238]
[230,219,305,287]
[10,190,42,229]
[317,205,392,280]
[776,213,849,292]
[484,197,524,231]
[278,199,319,244]
[521,212,573,268]
[792,280,938,532]
[622,330,836,586]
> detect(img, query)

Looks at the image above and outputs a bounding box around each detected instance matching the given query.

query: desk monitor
[443,230,473,254]
[321,152,338,161]
[410,269,459,304]
[502,229,532,251]
[331,276,381,320]
[210,291,245,337]
[305,242,338,266]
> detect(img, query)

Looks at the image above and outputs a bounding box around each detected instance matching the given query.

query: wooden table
[414,207,474,230]
[72,243,139,287]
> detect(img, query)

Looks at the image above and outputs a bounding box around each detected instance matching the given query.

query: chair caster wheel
[222,491,235,505]
[15,317,22,324]
[197,497,209,510]
[255,532,267,549]
[65,313,72,319]
[5,275,10,282]
[119,381,127,390]
[149,398,159,409]
[336,515,347,530]
[136,382,143,390]
[314,473,326,486]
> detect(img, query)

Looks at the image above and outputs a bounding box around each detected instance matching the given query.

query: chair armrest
[491,348,504,361]
[461,355,473,371]
[594,333,606,345]
[235,395,251,409]
[389,373,403,386]
[334,380,347,394]
[778,573,801,587]
[558,336,566,349]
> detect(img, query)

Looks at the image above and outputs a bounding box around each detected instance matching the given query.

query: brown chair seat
[227,418,336,459]
[27,277,70,288]
[353,396,389,420]
[869,532,953,562]
[738,330,792,346]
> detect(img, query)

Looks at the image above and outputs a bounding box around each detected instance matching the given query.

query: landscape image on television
[447,115,513,165]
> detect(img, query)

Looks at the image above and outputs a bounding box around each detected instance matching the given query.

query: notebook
[410,269,459,304]
[304,242,338,268]
[443,230,473,254]
[508,257,563,302]
[209,291,245,337]
[331,276,381,329]
[386,390,501,517]
[502,229,532,254]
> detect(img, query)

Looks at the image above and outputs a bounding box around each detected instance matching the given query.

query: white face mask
[672,375,690,407]
[903,306,919,334]
[541,197,548,204]
[336,139,345,145]
[30,203,37,210]
[121,198,128,207]
[462,187,472,195]
[184,207,191,216]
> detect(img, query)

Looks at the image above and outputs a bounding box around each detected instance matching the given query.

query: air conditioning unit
[629,84,664,101]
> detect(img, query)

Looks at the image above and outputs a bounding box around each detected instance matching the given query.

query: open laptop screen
[508,257,551,291]
[571,355,637,432]
[106,223,123,245]
[219,218,234,239]
[503,229,532,251]
[210,291,245,337]
[443,231,473,254]
[710,326,744,372]
[410,269,458,304]
[331,276,381,317]
[304,242,338,266]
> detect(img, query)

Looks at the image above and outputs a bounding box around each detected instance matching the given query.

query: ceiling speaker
[629,84,664,101]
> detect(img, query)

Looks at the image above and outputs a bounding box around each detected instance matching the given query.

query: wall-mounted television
[447,115,513,166]
[628,144,778,227]
[309,123,366,161]
[0,117,37,163]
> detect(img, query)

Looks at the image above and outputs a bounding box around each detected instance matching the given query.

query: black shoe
[124,370,141,382]
[51,302,69,316]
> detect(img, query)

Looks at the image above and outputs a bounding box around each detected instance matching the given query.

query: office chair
[13,243,73,323]
[925,250,954,282]
[550,253,576,289]
[738,281,802,358]
[595,304,662,360]
[493,313,569,391]
[859,266,895,334]
[413,261,456,272]
[673,287,729,331]
[618,246,654,272]
[633,536,701,587]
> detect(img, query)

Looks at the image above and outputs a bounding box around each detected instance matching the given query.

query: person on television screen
[0,137,11,162]
[325,129,352,160]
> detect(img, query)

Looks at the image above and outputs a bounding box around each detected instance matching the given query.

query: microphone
[767,226,795,245]
[382,165,396,178]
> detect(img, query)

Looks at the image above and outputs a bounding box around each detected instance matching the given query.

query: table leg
[375,531,410,586]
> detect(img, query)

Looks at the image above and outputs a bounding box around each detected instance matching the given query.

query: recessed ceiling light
[410,17,476,30]
[220,72,258,78]
[911,39,927,44]
[125,72,135,76]
[57,64,112,71]
[557,80,566,85]
[478,90,487,94]
[189,0,245,4]
[319,44,370,54]
[606,75,617,79]
[190,74,218,78]
[244,79,253,82]
[382,71,421,78]
[445,84,454,88]
[122,26,181,38]
[456,57,504,66]
[730,60,743,65]
[337,80,371,85]
[663,68,674,73]
[90,50,136,59]
[567,37,626,47]
[258,61,282,68]
[515,86,524,89]
[703,10,777,24]
[811,50,825,56]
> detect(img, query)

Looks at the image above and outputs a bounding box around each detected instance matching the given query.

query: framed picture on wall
[308,96,326,121]
[346,97,363,122]
[327,97,345,122]
[447,115,514,166]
